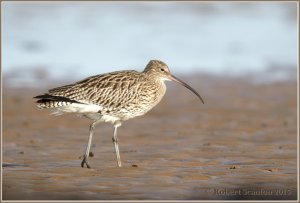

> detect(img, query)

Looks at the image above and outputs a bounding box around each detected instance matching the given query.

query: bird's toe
[81,155,91,168]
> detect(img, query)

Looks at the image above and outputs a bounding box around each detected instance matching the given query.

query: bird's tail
[33,94,81,109]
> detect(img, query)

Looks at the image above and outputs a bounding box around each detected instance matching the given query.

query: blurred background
[2,2,298,87]
[2,2,298,200]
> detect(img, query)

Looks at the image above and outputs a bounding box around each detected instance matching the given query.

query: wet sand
[2,74,298,200]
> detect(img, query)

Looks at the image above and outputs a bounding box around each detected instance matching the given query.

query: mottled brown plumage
[34,60,204,168]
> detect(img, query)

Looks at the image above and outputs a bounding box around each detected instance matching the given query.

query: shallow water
[2,2,297,87]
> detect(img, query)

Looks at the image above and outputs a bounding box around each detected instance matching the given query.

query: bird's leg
[81,121,97,168]
[112,122,122,167]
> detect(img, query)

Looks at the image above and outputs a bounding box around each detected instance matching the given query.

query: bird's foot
[81,155,91,168]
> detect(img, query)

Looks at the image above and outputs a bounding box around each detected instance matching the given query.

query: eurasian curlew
[34,60,204,168]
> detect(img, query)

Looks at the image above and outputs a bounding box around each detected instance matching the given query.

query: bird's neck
[143,72,165,85]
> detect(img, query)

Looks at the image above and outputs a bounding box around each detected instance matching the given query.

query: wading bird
[34,60,204,168]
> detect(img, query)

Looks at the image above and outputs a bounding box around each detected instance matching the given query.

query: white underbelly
[50,103,121,124]
[51,103,102,115]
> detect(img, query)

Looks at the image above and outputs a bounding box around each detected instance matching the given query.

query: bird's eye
[160,68,165,72]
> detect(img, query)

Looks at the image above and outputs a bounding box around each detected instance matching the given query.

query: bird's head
[143,60,204,104]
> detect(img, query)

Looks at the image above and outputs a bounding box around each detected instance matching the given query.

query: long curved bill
[169,74,204,104]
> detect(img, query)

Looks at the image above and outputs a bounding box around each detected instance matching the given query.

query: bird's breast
[120,80,167,118]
